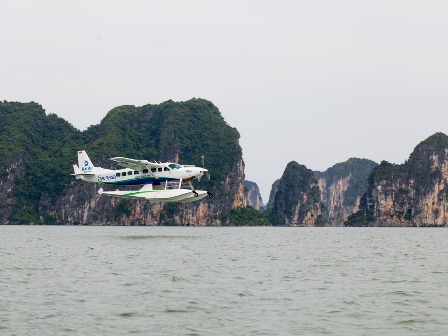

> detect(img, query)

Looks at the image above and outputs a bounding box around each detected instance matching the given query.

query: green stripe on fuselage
[124,190,175,197]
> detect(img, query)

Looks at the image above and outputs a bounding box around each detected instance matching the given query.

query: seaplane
[72,150,213,202]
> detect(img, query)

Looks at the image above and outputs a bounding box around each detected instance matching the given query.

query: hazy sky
[2,0,448,202]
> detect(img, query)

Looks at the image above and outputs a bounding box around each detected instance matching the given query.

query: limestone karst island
[1,99,447,227]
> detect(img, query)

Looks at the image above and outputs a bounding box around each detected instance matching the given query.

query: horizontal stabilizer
[71,164,96,178]
[73,164,81,175]
[71,174,96,177]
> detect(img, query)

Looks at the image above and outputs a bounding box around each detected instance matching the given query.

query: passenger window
[116,173,120,177]
[121,172,126,176]
[128,171,132,176]
[134,171,139,175]
[143,169,148,174]
[151,168,156,173]
[164,167,170,171]
[158,168,162,172]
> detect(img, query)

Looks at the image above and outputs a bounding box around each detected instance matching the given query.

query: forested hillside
[0,99,248,225]
[0,101,82,223]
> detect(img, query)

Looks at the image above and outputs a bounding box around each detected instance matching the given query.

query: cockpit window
[169,163,182,170]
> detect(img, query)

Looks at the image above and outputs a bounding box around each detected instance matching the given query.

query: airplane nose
[195,168,209,181]
[199,168,210,181]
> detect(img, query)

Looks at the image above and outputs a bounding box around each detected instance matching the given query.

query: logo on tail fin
[82,164,93,172]
[78,151,94,173]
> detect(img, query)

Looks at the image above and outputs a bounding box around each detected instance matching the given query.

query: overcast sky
[1,0,448,202]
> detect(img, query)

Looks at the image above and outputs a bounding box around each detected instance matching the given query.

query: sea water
[1,226,447,335]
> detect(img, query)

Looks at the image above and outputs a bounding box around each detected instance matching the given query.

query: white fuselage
[76,164,207,186]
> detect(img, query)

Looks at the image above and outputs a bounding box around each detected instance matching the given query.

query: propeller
[197,170,210,182]
[198,154,210,181]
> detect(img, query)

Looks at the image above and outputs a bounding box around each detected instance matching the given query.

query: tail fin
[77,150,95,174]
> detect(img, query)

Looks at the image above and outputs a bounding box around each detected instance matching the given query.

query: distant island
[1,99,447,227]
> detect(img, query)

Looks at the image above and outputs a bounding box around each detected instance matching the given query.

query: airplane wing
[109,157,164,171]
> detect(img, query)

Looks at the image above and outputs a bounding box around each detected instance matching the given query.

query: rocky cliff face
[346,133,448,227]
[268,179,280,206]
[267,159,376,226]
[0,99,249,225]
[315,158,377,226]
[0,156,24,224]
[244,180,263,210]
[269,161,323,226]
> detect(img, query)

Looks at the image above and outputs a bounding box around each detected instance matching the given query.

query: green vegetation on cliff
[344,210,375,226]
[418,132,448,150]
[225,206,270,226]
